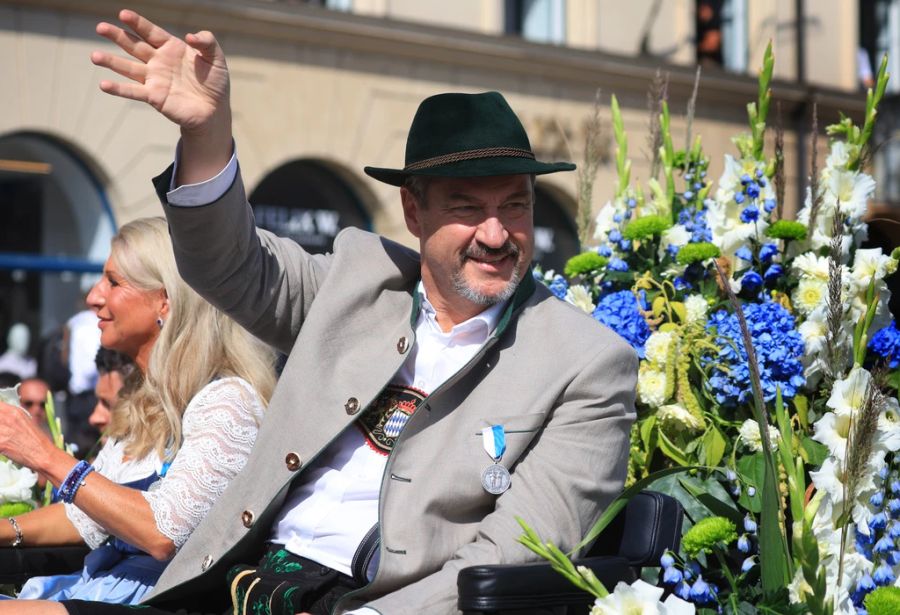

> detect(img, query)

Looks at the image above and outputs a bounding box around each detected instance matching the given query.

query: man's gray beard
[451,262,523,306]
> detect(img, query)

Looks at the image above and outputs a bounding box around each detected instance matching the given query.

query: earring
[156,317,165,329]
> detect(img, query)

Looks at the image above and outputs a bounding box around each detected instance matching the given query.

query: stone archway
[0,132,115,350]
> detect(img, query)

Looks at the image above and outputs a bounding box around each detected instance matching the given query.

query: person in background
[0,217,276,610]
[62,305,102,457]
[89,348,135,444]
[17,378,51,435]
[0,323,37,381]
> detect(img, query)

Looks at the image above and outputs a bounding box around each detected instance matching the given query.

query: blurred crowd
[0,310,133,460]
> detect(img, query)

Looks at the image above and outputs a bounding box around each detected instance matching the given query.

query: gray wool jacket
[144,165,637,614]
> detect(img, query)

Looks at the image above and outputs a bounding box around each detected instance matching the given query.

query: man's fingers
[98,79,149,104]
[91,51,147,84]
[185,31,219,59]
[96,21,155,62]
[118,8,173,48]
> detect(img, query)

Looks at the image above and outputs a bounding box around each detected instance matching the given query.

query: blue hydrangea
[592,290,652,358]
[704,302,806,406]
[868,321,900,368]
[547,275,568,300]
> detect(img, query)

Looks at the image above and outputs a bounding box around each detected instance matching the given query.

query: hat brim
[364,157,576,187]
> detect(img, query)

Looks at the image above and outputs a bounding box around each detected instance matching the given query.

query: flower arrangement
[521,45,900,614]
[0,386,38,517]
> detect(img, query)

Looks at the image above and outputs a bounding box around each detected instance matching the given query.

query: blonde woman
[0,217,275,610]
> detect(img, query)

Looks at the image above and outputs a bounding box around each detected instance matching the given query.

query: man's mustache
[463,242,520,261]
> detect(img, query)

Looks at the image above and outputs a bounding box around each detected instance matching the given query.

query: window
[859,0,900,92]
[696,0,747,72]
[505,0,566,45]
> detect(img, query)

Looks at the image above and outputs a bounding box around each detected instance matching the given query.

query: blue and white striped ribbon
[481,425,506,461]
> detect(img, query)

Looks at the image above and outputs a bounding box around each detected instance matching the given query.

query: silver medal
[481,463,511,495]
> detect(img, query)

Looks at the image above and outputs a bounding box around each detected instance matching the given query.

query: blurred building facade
[0,0,896,348]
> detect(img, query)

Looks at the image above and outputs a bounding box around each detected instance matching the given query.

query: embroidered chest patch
[356,384,427,456]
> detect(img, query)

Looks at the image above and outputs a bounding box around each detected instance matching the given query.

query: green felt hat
[364,91,576,186]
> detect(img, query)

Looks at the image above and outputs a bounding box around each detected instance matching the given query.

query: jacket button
[396,336,409,354]
[345,397,360,415]
[285,452,302,471]
[241,510,254,528]
[201,554,214,571]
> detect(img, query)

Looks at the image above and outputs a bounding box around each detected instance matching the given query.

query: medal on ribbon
[481,424,511,495]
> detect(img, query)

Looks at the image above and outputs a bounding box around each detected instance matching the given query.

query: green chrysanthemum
[0,502,33,518]
[765,220,808,241]
[675,242,720,265]
[681,516,737,558]
[564,252,608,278]
[865,586,900,615]
[622,215,672,241]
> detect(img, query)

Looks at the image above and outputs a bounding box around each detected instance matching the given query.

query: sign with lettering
[250,160,371,254]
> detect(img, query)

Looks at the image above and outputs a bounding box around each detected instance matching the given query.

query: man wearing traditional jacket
[67,9,638,615]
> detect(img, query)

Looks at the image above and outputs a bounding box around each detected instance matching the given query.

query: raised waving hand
[92,9,233,184]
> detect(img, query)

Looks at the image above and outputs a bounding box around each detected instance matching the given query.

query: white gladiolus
[590,579,695,615]
[593,200,624,243]
[850,248,893,289]
[658,224,691,260]
[0,385,19,406]
[0,461,37,504]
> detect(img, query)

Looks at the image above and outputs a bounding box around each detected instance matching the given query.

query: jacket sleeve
[362,338,638,615]
[152,164,332,354]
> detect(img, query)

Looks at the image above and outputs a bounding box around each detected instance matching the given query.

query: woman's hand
[0,402,55,472]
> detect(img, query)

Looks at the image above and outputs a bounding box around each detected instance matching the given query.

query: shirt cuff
[345,608,379,615]
[166,140,238,207]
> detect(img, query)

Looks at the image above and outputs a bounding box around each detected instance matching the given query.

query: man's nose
[475,215,508,248]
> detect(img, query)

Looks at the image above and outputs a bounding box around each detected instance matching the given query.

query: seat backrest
[586,490,683,567]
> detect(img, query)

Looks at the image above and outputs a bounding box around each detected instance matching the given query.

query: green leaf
[736,452,765,513]
[702,426,727,467]
[658,428,691,466]
[639,414,658,451]
[652,295,667,318]
[571,465,714,554]
[678,474,743,526]
[793,394,809,430]
[799,437,829,467]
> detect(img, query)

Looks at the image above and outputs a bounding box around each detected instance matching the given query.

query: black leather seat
[457,491,684,614]
[0,545,90,585]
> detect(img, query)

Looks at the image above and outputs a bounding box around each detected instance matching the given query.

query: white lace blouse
[64,377,265,551]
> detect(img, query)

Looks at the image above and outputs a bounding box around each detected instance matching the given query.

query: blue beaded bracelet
[59,460,94,504]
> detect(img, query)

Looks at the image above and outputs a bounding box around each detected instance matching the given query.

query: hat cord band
[403,147,535,172]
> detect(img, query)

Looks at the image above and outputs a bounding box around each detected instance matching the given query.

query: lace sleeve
[142,377,265,549]
[64,440,118,549]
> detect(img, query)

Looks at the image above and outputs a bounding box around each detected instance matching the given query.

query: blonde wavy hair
[106,217,276,460]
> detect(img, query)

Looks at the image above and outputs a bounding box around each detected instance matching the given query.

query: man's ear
[400,187,422,239]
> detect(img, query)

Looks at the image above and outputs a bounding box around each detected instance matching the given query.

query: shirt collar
[417,282,509,341]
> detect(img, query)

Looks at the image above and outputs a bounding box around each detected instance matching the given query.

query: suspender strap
[351,523,380,585]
